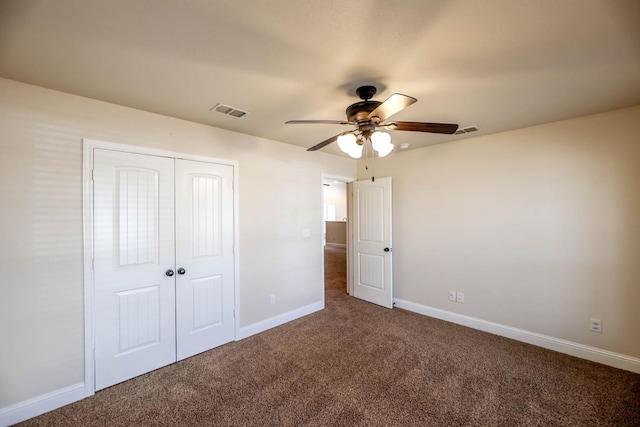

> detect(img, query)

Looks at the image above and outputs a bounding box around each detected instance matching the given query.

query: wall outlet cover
[589,318,602,333]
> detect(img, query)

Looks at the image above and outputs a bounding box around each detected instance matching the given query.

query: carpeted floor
[19,245,640,426]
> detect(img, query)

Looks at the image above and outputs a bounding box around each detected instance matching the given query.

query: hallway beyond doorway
[324,245,346,294]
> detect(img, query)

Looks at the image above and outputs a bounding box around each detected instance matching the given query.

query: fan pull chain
[363,139,375,182]
[364,140,369,171]
[371,148,375,182]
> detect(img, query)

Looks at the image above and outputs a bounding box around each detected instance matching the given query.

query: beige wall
[364,105,640,358]
[325,221,347,245]
[0,78,355,407]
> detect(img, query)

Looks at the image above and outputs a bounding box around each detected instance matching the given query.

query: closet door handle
[177,268,186,275]
[165,269,175,277]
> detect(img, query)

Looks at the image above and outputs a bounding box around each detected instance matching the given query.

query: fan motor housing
[346,101,381,123]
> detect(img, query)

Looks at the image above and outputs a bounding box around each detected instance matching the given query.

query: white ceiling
[1,0,639,156]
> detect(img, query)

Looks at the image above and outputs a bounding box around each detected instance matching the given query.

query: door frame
[320,173,355,304]
[82,139,240,395]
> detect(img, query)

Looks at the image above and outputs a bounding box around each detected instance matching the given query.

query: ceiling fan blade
[286,120,352,125]
[367,93,417,122]
[306,131,351,151]
[383,121,459,134]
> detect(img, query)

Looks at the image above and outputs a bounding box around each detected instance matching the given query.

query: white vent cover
[454,125,479,135]
[210,103,249,118]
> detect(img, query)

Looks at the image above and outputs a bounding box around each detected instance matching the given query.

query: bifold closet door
[93,149,177,390]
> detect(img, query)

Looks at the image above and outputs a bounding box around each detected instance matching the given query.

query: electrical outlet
[456,291,464,303]
[589,318,602,333]
[270,294,276,305]
[449,291,456,301]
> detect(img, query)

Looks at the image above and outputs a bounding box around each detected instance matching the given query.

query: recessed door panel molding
[352,177,393,308]
[116,285,161,354]
[89,141,237,391]
[191,275,223,330]
[116,168,160,267]
[358,253,385,291]
[190,174,222,258]
[357,186,384,244]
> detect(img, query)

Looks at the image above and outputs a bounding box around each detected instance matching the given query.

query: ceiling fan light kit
[286,85,459,157]
[336,130,394,159]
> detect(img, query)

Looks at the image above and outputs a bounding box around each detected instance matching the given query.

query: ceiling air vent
[210,103,249,118]
[454,125,479,135]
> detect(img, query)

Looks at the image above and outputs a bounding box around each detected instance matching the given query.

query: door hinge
[91,169,95,181]
[91,258,95,270]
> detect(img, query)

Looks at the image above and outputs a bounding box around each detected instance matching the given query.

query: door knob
[177,268,186,275]
[165,269,174,277]
[384,247,391,252]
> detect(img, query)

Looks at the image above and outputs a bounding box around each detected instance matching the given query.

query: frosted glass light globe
[347,143,363,159]
[371,131,394,157]
[337,133,357,154]
[376,142,394,157]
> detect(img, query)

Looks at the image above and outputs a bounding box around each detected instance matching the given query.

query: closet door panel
[93,149,176,390]
[175,159,235,360]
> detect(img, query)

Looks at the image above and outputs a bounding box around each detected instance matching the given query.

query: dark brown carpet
[19,245,640,426]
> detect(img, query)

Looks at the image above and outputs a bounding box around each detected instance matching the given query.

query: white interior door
[93,149,177,390]
[175,159,235,360]
[352,177,393,308]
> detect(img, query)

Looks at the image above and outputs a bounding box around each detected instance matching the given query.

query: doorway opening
[321,174,394,309]
[321,174,354,302]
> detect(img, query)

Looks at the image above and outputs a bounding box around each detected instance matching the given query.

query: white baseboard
[325,243,346,248]
[237,301,324,340]
[0,382,88,427]
[394,298,640,374]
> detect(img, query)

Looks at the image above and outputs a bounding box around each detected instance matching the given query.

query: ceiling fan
[285,85,458,158]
